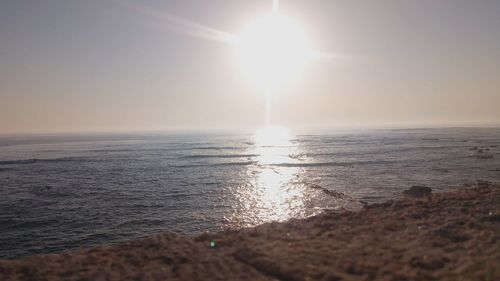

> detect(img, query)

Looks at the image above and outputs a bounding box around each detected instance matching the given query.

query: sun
[235,14,312,91]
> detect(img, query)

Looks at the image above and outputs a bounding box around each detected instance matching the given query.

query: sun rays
[117,0,337,61]
[114,0,342,128]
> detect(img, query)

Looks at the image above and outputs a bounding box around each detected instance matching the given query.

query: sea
[0,127,499,258]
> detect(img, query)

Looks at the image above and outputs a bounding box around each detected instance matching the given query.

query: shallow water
[0,127,499,258]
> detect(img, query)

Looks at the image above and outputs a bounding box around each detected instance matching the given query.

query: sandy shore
[1,183,499,281]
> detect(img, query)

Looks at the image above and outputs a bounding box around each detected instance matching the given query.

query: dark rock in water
[469,146,478,151]
[403,185,432,198]
[323,189,346,198]
[478,149,484,153]
[309,184,346,198]
[491,145,498,148]
[310,184,323,190]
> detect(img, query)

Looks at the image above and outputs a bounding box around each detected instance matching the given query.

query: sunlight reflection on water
[227,126,312,227]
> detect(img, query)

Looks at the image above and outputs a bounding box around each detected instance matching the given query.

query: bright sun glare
[235,14,312,90]
[255,126,290,147]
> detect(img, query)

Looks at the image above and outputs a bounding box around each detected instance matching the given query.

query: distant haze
[1,0,499,134]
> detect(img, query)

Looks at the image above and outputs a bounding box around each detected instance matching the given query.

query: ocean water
[0,127,499,258]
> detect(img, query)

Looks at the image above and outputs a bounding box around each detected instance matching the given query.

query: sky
[1,0,499,134]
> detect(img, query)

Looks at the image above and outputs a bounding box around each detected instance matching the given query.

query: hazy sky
[1,0,499,134]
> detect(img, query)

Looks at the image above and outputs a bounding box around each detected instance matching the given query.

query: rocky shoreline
[1,183,499,281]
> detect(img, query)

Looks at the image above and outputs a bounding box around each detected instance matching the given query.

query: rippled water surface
[1,127,499,258]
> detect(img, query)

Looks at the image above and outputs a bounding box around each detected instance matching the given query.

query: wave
[292,145,465,159]
[182,154,258,159]
[0,157,95,166]
[42,157,90,163]
[214,161,257,166]
[272,160,394,167]
[193,146,242,150]
[174,161,257,168]
[0,159,38,165]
